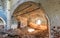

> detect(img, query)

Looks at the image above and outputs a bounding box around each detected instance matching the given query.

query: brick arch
[12,1,50,38]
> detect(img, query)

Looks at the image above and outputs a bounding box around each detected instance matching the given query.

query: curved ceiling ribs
[13,1,41,17]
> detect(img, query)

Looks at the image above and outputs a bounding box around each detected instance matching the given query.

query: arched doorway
[12,1,50,38]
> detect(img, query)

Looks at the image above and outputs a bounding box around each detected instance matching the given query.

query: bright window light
[28,28,35,32]
[36,19,41,25]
